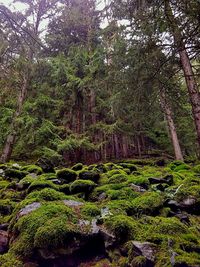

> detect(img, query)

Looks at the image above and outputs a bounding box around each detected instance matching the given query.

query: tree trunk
[0,74,28,163]
[160,89,183,161]
[165,0,200,149]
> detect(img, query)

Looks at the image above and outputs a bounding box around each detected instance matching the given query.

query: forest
[0,0,200,267]
[0,0,199,164]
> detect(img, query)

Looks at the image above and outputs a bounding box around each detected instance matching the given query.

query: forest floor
[0,158,200,267]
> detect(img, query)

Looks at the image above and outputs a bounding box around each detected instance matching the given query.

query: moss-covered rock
[4,168,28,180]
[10,202,75,257]
[130,192,164,215]
[56,168,77,183]
[21,165,43,175]
[118,163,137,172]
[27,188,68,201]
[0,252,23,267]
[71,163,84,171]
[81,203,101,218]
[27,180,58,193]
[79,170,100,182]
[108,174,129,184]
[70,179,96,194]
[0,199,15,215]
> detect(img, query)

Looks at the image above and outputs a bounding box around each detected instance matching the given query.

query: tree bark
[0,74,28,163]
[165,0,200,150]
[160,89,183,161]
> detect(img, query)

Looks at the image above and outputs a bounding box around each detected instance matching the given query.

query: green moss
[79,170,100,182]
[0,252,23,267]
[175,252,200,266]
[106,169,127,178]
[81,203,101,217]
[175,185,200,201]
[106,187,139,201]
[27,180,58,193]
[0,181,10,189]
[18,175,37,187]
[105,215,140,242]
[10,202,75,257]
[106,200,135,215]
[127,175,149,188]
[71,163,83,171]
[118,163,137,172]
[27,188,68,201]
[4,168,28,180]
[56,168,77,182]
[130,255,148,267]
[70,179,96,194]
[131,192,164,215]
[21,165,43,174]
[168,161,190,171]
[193,164,200,174]
[108,174,129,184]
[34,216,78,249]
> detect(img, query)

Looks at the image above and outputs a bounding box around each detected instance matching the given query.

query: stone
[0,230,9,254]
[36,158,54,173]
[130,183,146,192]
[149,175,173,186]
[18,202,41,219]
[129,241,157,262]
[63,200,84,208]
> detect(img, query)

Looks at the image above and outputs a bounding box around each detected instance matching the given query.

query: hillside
[0,159,200,267]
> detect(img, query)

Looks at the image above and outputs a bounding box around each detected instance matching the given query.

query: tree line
[0,0,199,164]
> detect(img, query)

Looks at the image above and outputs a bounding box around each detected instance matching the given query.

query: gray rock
[18,202,41,218]
[130,183,146,192]
[129,241,157,262]
[63,200,84,208]
[0,230,8,254]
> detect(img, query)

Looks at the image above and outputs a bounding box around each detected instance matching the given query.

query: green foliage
[27,188,68,201]
[81,203,101,217]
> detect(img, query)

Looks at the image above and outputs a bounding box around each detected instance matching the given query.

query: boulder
[149,175,173,186]
[36,158,55,173]
[128,241,157,267]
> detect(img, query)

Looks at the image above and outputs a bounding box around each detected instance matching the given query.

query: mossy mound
[1,160,200,267]
[56,168,77,182]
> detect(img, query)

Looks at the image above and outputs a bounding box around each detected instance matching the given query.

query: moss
[130,192,164,215]
[106,169,127,178]
[10,202,75,257]
[0,181,10,189]
[130,255,148,267]
[27,180,58,193]
[127,175,149,188]
[105,215,140,242]
[71,163,83,171]
[168,161,190,171]
[4,168,28,180]
[0,252,23,267]
[106,200,135,215]
[21,165,43,175]
[175,185,200,201]
[56,168,77,182]
[105,187,139,201]
[79,170,100,182]
[118,163,137,172]
[39,173,57,180]
[70,179,96,194]
[108,174,129,184]
[0,164,8,170]
[193,164,200,174]
[27,188,68,201]
[81,203,101,217]
[175,251,200,266]
[34,216,78,249]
